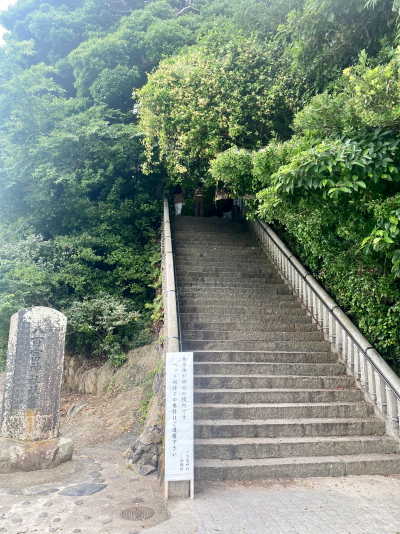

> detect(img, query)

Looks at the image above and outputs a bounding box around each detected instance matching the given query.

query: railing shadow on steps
[249,219,400,441]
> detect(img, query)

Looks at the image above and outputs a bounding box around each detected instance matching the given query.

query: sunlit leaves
[138,25,279,183]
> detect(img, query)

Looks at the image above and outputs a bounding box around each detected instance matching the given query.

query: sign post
[165,352,194,499]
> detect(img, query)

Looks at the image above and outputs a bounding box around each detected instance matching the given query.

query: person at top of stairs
[174,184,185,215]
[193,182,204,217]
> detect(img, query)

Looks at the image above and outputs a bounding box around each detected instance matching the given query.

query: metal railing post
[249,219,400,438]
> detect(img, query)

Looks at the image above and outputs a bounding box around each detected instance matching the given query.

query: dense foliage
[0,0,313,366]
[137,0,400,370]
[208,46,400,365]
[138,26,289,180]
[3,0,400,371]
[0,0,190,365]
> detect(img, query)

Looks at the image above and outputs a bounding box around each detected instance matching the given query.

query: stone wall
[62,344,160,396]
[62,344,165,477]
[123,366,164,476]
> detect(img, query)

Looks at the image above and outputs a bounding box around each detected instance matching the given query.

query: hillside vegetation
[2,0,400,370]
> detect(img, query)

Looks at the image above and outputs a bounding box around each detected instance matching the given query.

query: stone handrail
[162,194,193,499]
[162,194,180,354]
[249,219,400,438]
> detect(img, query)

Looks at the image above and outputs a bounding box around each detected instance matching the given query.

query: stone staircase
[173,216,400,481]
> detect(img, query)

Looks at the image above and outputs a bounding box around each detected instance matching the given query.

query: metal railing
[250,219,400,438]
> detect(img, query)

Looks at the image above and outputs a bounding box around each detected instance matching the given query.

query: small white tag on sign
[165,352,194,482]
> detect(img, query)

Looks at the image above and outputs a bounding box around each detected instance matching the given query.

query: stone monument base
[0,436,73,473]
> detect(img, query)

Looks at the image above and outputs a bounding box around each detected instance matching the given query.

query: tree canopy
[138,27,283,180]
[2,0,400,370]
[136,0,400,369]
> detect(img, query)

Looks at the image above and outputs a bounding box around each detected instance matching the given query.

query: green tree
[143,16,197,64]
[4,0,400,370]
[89,65,140,110]
[0,0,148,64]
[138,25,287,184]
[282,0,396,93]
[67,1,176,98]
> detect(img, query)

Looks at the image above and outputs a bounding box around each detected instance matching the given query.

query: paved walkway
[2,456,400,534]
[165,475,400,534]
[0,437,166,534]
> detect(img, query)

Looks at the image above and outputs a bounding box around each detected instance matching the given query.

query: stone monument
[0,307,73,473]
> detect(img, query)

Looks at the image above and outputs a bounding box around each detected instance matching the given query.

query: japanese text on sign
[165,352,194,482]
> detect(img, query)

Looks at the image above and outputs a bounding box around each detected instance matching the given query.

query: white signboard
[165,352,194,482]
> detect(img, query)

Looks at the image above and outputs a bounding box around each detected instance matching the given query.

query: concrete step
[180,305,300,314]
[182,322,317,333]
[174,226,252,231]
[173,219,247,224]
[173,228,247,234]
[174,222,247,226]
[194,454,400,481]
[175,255,267,263]
[175,232,256,238]
[175,249,264,257]
[182,313,309,324]
[178,280,285,289]
[177,251,264,259]
[194,362,344,376]
[179,310,302,322]
[179,288,293,298]
[176,268,279,277]
[174,227,252,233]
[174,231,250,236]
[179,291,290,299]
[193,351,337,363]
[193,418,386,439]
[184,340,331,351]
[173,218,246,227]
[174,219,247,224]
[176,259,274,268]
[179,305,303,316]
[177,266,278,274]
[177,248,263,256]
[176,238,253,244]
[176,243,260,250]
[178,274,283,283]
[173,222,248,228]
[172,236,252,242]
[194,402,373,420]
[194,388,364,404]
[194,374,356,389]
[194,436,398,460]
[185,331,325,342]
[179,305,302,315]
[179,295,298,306]
[179,303,298,313]
[176,236,255,241]
[175,238,259,246]
[173,224,251,231]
